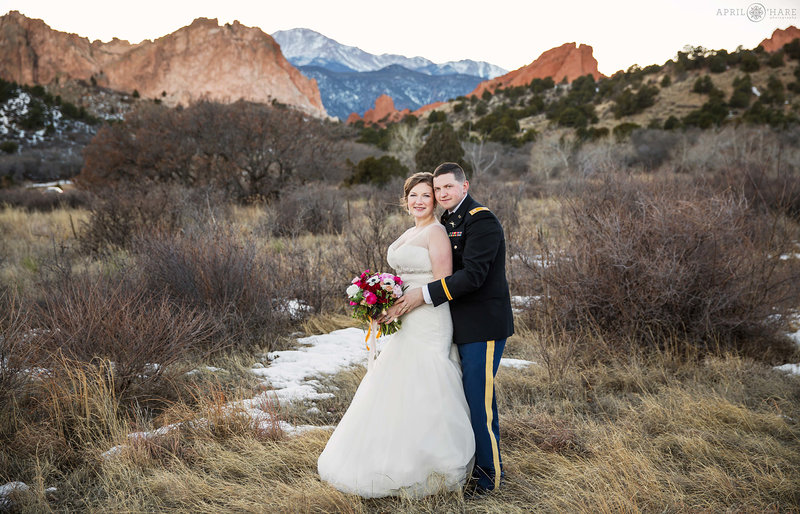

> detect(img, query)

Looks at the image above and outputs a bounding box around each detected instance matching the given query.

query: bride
[317,172,475,498]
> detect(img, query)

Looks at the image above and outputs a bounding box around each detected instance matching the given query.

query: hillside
[352,34,800,147]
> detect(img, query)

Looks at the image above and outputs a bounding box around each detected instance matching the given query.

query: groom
[395,162,514,496]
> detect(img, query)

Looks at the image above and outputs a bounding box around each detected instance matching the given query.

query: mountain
[296,64,484,120]
[759,25,800,52]
[0,11,327,117]
[470,42,603,98]
[272,28,507,78]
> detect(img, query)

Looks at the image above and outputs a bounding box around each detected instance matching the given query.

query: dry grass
[7,320,797,513]
[0,205,89,291]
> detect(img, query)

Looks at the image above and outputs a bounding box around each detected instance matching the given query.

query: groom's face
[433,173,469,212]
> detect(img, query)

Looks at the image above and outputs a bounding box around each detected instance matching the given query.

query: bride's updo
[402,172,435,204]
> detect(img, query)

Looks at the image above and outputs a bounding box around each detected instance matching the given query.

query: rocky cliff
[759,25,800,53]
[346,94,445,127]
[470,42,603,97]
[0,11,327,117]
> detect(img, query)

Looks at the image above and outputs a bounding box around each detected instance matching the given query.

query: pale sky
[2,0,799,75]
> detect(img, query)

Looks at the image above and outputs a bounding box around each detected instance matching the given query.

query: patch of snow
[0,482,29,508]
[752,86,761,97]
[185,365,226,376]
[774,363,800,375]
[500,358,536,369]
[251,327,372,402]
[27,180,73,189]
[787,328,800,347]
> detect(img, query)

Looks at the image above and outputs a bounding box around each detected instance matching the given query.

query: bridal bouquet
[346,270,404,345]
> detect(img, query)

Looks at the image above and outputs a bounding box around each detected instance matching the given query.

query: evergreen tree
[414,123,472,176]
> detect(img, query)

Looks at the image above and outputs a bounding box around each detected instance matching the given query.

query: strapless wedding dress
[317,226,475,498]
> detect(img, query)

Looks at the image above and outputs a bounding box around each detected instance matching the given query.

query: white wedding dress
[318,223,475,498]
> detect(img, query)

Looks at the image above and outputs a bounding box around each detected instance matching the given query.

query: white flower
[393,285,403,297]
[366,276,381,286]
[346,284,360,297]
[381,277,395,287]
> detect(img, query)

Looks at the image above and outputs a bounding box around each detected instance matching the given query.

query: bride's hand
[376,303,403,324]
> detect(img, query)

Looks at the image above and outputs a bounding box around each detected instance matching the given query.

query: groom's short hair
[433,162,466,183]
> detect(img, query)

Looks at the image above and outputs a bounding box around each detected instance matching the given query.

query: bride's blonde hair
[402,172,435,206]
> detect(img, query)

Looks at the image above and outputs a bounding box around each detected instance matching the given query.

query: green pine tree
[414,123,472,176]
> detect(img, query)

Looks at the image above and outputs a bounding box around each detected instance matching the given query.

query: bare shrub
[0,146,84,184]
[339,193,403,275]
[270,183,346,236]
[628,129,680,170]
[571,138,630,177]
[0,187,91,211]
[134,227,293,350]
[528,176,799,356]
[470,180,526,236]
[34,272,222,401]
[80,183,228,253]
[714,165,800,222]
[528,131,574,181]
[78,100,345,200]
[673,125,800,176]
[0,292,38,421]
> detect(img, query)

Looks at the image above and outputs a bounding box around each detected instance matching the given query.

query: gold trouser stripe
[484,340,501,490]
[441,278,453,301]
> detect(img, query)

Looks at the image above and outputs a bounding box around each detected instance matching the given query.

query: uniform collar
[447,194,469,217]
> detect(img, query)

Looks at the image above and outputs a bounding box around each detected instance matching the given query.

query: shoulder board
[469,207,490,215]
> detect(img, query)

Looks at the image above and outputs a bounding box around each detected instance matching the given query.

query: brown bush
[134,227,295,350]
[0,292,39,424]
[77,100,345,200]
[34,272,223,400]
[79,183,228,253]
[0,187,91,211]
[527,176,799,356]
[270,183,346,236]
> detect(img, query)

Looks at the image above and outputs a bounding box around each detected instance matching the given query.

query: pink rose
[393,285,403,297]
[364,291,378,305]
[349,301,357,306]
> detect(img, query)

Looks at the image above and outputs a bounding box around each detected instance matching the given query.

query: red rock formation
[470,42,603,97]
[347,96,450,126]
[348,94,409,126]
[0,11,326,117]
[759,25,800,53]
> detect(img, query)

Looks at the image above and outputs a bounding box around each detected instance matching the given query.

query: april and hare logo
[717,3,797,21]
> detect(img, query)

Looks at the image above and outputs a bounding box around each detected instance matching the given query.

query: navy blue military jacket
[427,194,514,345]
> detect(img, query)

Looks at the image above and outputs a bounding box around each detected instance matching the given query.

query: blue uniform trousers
[458,338,506,490]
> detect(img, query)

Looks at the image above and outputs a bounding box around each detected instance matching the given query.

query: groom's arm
[427,212,502,307]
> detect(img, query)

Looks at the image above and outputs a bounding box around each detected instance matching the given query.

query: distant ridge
[272,28,507,78]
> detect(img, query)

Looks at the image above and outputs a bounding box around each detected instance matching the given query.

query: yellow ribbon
[365,317,383,350]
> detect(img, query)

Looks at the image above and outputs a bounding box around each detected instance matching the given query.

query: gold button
[454,245,458,249]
